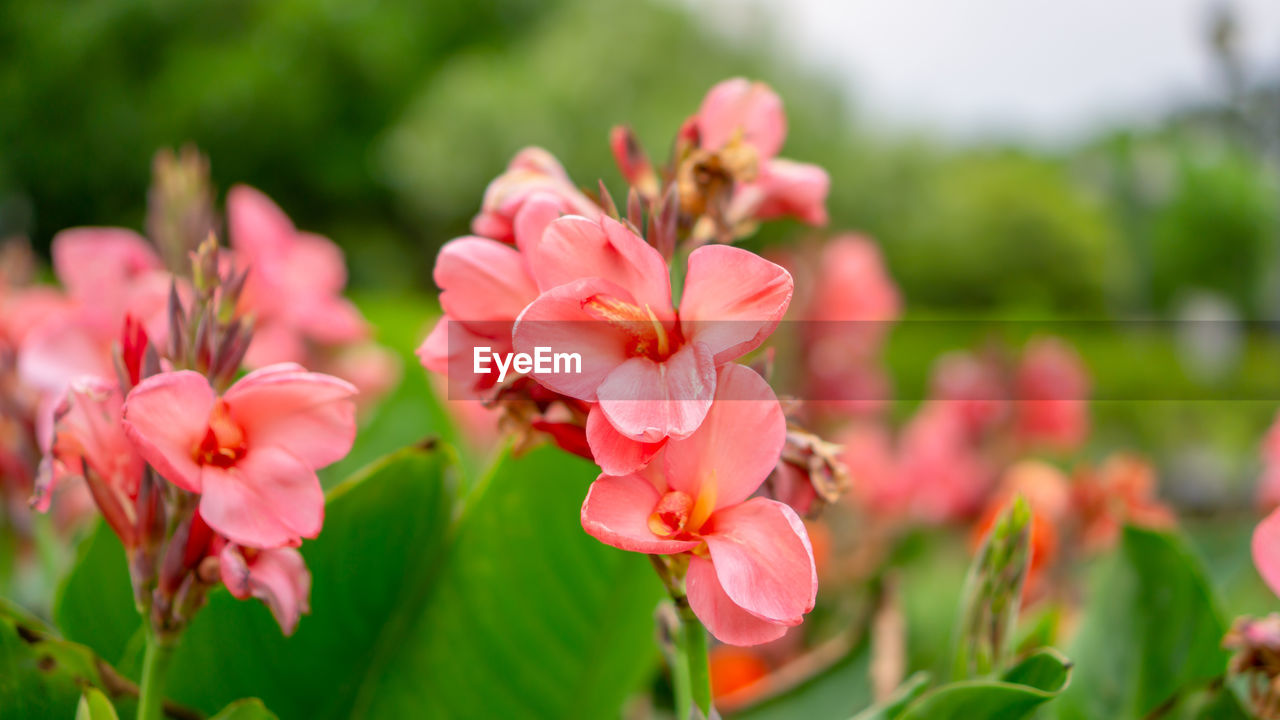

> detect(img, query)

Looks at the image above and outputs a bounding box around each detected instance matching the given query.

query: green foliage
[76,688,121,720]
[0,605,105,720]
[56,442,663,719]
[0,0,555,269]
[849,650,1071,720]
[731,639,873,720]
[883,150,1127,312]
[210,698,279,720]
[1054,526,1231,719]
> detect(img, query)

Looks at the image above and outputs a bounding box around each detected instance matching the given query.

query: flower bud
[954,495,1032,679]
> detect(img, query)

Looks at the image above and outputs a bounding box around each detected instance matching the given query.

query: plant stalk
[137,628,175,720]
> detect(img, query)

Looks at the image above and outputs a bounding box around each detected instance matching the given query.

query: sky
[686,0,1280,145]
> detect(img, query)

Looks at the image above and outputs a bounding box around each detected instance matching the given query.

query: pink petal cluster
[581,365,815,645]
[688,79,830,227]
[1256,412,1280,600]
[227,186,398,405]
[471,148,601,243]
[123,363,356,549]
[418,78,825,645]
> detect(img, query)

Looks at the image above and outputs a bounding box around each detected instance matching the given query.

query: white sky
[685,0,1280,145]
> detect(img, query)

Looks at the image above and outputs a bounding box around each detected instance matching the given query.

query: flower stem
[137,628,174,720]
[677,601,713,718]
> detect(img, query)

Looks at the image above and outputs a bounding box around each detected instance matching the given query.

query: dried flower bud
[1225,614,1280,719]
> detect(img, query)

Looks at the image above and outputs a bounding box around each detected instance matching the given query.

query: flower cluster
[419,78,830,645]
[10,151,378,638]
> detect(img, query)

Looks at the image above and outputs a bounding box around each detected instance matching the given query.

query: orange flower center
[193,399,246,469]
[581,293,679,361]
[648,490,695,538]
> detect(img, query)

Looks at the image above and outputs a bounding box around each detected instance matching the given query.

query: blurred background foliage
[2,0,1280,489]
[2,0,1277,317]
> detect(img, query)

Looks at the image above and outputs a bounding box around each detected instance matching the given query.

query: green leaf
[210,698,279,720]
[849,672,931,720]
[76,688,120,720]
[54,521,138,667]
[893,649,1072,720]
[57,442,664,719]
[0,611,104,719]
[1054,526,1230,719]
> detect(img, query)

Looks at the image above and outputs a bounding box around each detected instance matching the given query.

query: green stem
[137,629,174,720]
[678,602,713,718]
[671,616,693,720]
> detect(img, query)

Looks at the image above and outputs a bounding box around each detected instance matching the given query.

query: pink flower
[471,147,600,243]
[1255,509,1280,601]
[35,376,147,547]
[121,363,357,548]
[930,351,1008,438]
[227,185,368,367]
[18,229,171,397]
[1015,338,1090,451]
[513,214,792,453]
[417,195,563,398]
[693,78,829,227]
[220,542,311,636]
[580,365,816,645]
[896,403,990,522]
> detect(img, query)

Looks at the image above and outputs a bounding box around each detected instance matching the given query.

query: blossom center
[194,399,247,469]
[648,490,695,538]
[581,293,678,361]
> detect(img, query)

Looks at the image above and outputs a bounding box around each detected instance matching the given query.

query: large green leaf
[56,442,664,719]
[0,609,104,719]
[893,649,1071,720]
[1054,526,1231,719]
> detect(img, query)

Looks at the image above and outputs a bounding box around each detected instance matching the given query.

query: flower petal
[529,215,672,314]
[701,497,816,624]
[586,405,664,476]
[512,192,565,258]
[597,342,716,442]
[512,278,634,401]
[695,78,786,158]
[220,544,312,636]
[686,555,791,646]
[223,363,357,470]
[737,159,830,226]
[663,364,785,508]
[680,245,793,364]
[1255,509,1280,599]
[435,236,539,331]
[581,474,701,554]
[121,371,215,493]
[51,228,162,303]
[200,446,323,547]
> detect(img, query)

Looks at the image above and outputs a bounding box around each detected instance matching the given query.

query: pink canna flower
[219,542,312,636]
[121,363,357,548]
[35,376,149,547]
[417,194,563,398]
[513,214,792,455]
[1258,413,1280,510]
[227,185,368,368]
[1014,338,1090,451]
[692,78,829,227]
[18,229,172,398]
[471,147,600,243]
[580,364,816,645]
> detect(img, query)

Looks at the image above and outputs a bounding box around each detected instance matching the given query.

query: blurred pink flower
[18,229,172,398]
[580,365,815,646]
[220,542,311,636]
[1258,413,1280,510]
[1254,508,1280,601]
[122,363,356,548]
[1015,338,1090,451]
[35,376,146,546]
[693,78,829,227]
[471,147,599,244]
[227,185,368,369]
[930,351,1008,438]
[514,214,792,449]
